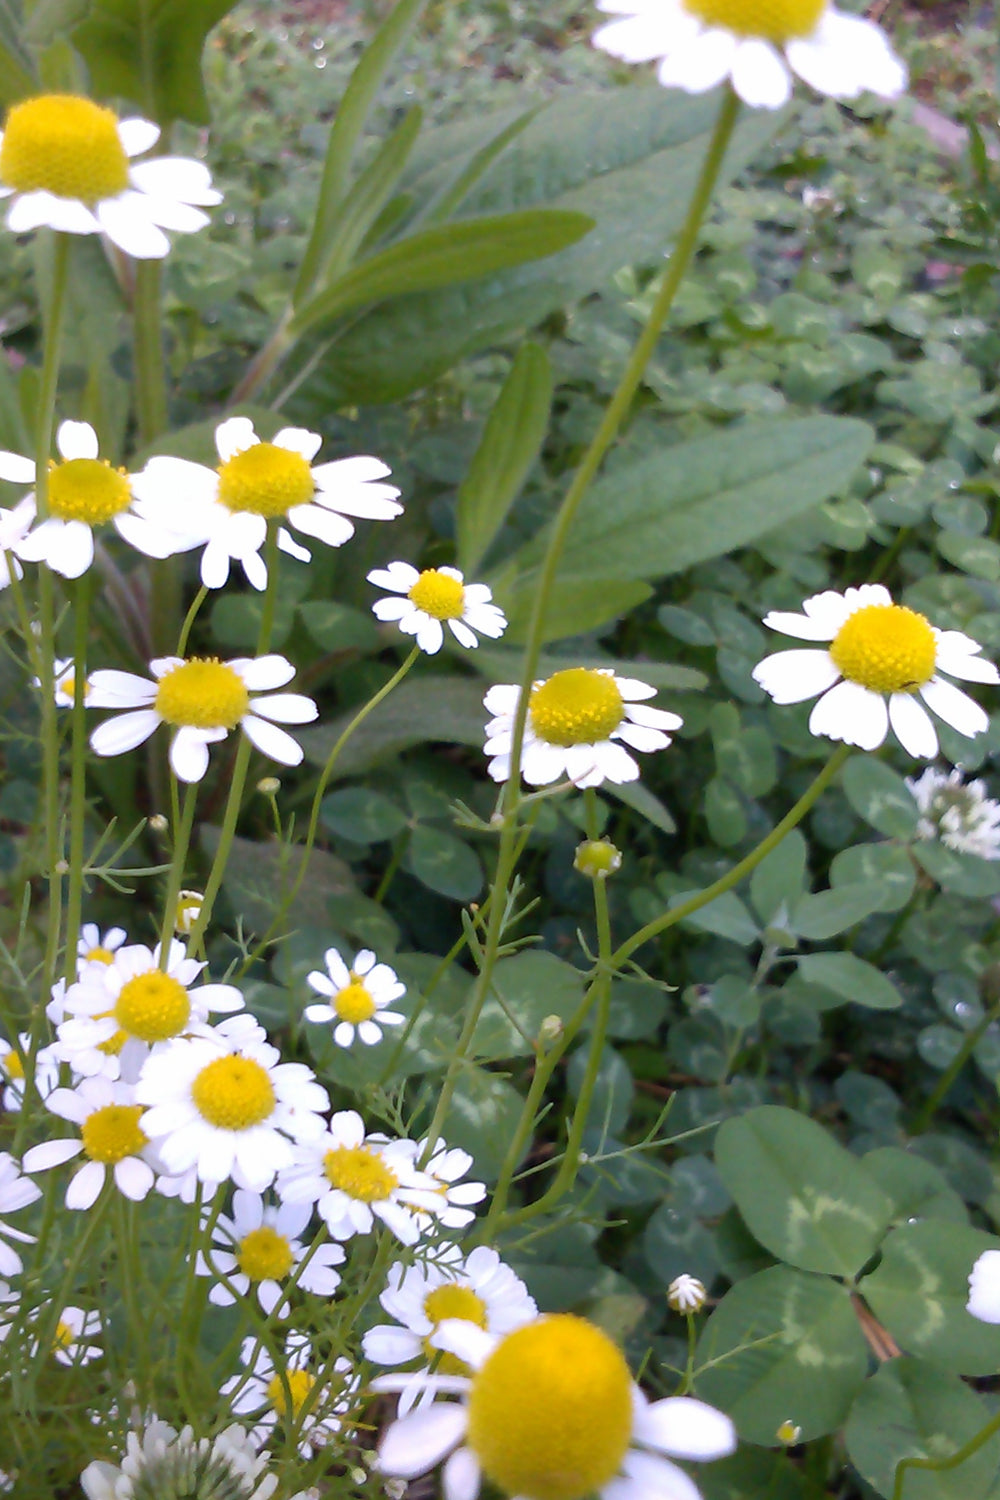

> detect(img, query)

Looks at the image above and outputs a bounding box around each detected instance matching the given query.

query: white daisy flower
[400,1141,487,1233]
[196,1189,345,1315]
[0,93,220,257]
[907,766,1000,861]
[0,494,33,589]
[304,947,406,1049]
[135,1015,329,1193]
[368,562,507,655]
[667,1274,707,1314]
[376,1313,736,1500]
[130,416,402,592]
[364,1246,537,1414]
[968,1249,1000,1324]
[752,585,999,759]
[21,1075,157,1209]
[174,889,204,936]
[81,1419,280,1500]
[276,1110,440,1246]
[37,655,89,708]
[592,0,906,110]
[78,922,127,966]
[44,1304,103,1366]
[86,652,318,783]
[0,1151,41,1278]
[0,1031,59,1113]
[484,668,682,788]
[222,1333,357,1458]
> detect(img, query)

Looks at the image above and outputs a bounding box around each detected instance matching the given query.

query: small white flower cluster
[906,766,1000,861]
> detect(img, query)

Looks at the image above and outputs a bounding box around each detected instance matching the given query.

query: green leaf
[862,1148,967,1226]
[695,1266,868,1444]
[445,1065,525,1181]
[473,951,586,1061]
[567,1044,634,1136]
[750,830,807,927]
[715,1105,893,1276]
[789,880,885,940]
[71,0,237,123]
[456,342,552,577]
[669,889,760,946]
[606,780,676,835]
[316,107,423,286]
[701,1450,806,1500]
[298,600,379,656]
[203,828,355,936]
[796,953,902,1011]
[406,824,482,902]
[499,576,653,645]
[913,841,1000,896]
[298,676,487,780]
[0,0,36,102]
[320,787,408,845]
[830,842,916,913]
[841,755,919,839]
[860,1222,1000,1375]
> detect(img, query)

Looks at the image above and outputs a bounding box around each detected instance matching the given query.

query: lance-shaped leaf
[71,0,237,122]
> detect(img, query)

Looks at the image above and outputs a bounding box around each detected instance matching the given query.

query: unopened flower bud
[54,858,69,875]
[574,839,622,879]
[148,814,168,834]
[174,890,203,936]
[776,1420,802,1446]
[667,1273,706,1314]
[538,1014,564,1046]
[257,775,280,796]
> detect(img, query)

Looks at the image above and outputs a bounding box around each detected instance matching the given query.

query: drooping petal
[443,1446,481,1500]
[170,726,215,784]
[0,449,35,484]
[90,709,161,757]
[808,680,888,750]
[753,648,840,704]
[634,1395,738,1461]
[658,26,737,93]
[241,714,304,766]
[96,194,171,259]
[378,1404,469,1478]
[888,693,938,760]
[920,677,989,740]
[731,37,792,107]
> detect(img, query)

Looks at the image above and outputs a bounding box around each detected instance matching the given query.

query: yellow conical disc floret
[114,970,191,1043]
[191,1056,276,1129]
[155,659,250,729]
[323,1144,398,1202]
[268,1367,315,1418]
[0,95,129,202]
[334,978,377,1024]
[408,569,466,620]
[217,443,315,518]
[422,1284,489,1373]
[829,603,937,695]
[48,459,131,525]
[466,1315,634,1500]
[80,1103,147,1164]
[529,669,624,747]
[682,0,824,40]
[238,1225,295,1282]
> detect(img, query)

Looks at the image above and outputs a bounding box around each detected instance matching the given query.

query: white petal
[215,416,259,463]
[615,1451,705,1500]
[114,1157,154,1201]
[235,654,295,691]
[378,1405,468,1478]
[787,8,906,100]
[658,27,737,92]
[9,190,99,234]
[285,502,354,548]
[170,726,214,783]
[96,195,171,259]
[635,1396,737,1460]
[968,1250,1000,1324]
[415,616,445,654]
[731,36,792,108]
[808,680,888,750]
[90,709,161,757]
[274,426,322,461]
[277,526,311,562]
[449,619,479,650]
[935,635,1000,685]
[753,649,840,704]
[0,450,35,483]
[373,596,414,622]
[128,156,220,205]
[919,677,989,740]
[431,1322,493,1368]
[593,6,697,62]
[65,1160,104,1210]
[250,693,318,725]
[241,715,303,766]
[118,118,160,157]
[483,684,520,716]
[444,1446,481,1500]
[85,670,156,708]
[56,421,99,460]
[888,694,938,760]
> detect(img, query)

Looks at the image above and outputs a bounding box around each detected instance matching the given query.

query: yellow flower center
[529,669,624,748]
[322,1144,398,1202]
[466,1316,633,1500]
[682,0,824,40]
[85,946,114,964]
[155,659,250,730]
[407,569,466,621]
[267,1367,315,1419]
[114,970,191,1043]
[829,603,938,695]
[174,891,203,935]
[80,1103,148,1164]
[47,458,131,526]
[57,669,90,701]
[190,1055,276,1130]
[0,94,130,202]
[237,1225,295,1282]
[94,1011,127,1057]
[216,442,315,518]
[1,1047,24,1081]
[53,1319,75,1351]
[334,978,377,1024]
[421,1284,489,1373]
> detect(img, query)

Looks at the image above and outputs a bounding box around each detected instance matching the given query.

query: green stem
[133,259,167,446]
[158,779,199,963]
[63,570,92,981]
[911,998,1000,1135]
[177,584,208,657]
[893,1408,1000,1500]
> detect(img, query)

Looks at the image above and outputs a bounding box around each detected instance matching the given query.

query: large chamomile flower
[0,1151,41,1278]
[22,1076,157,1209]
[130,416,402,591]
[304,946,406,1049]
[87,653,318,783]
[376,1313,736,1500]
[196,1189,345,1315]
[224,1334,358,1458]
[592,0,905,110]
[0,93,220,257]
[485,668,681,788]
[752,584,998,759]
[368,562,507,654]
[81,1419,280,1500]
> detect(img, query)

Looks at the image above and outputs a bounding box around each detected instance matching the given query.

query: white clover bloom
[667,1274,707,1314]
[485,668,681,788]
[43,1304,103,1366]
[0,494,33,589]
[130,416,402,591]
[907,767,1000,861]
[364,1246,537,1414]
[277,1110,440,1246]
[304,947,406,1049]
[0,93,220,257]
[592,0,905,110]
[0,1031,59,1113]
[401,1142,487,1233]
[0,1151,41,1277]
[136,1015,329,1193]
[967,1249,1000,1324]
[81,1419,279,1500]
[87,652,318,782]
[368,563,507,655]
[376,1313,736,1500]
[22,1076,157,1209]
[222,1333,357,1458]
[752,585,998,759]
[196,1189,345,1315]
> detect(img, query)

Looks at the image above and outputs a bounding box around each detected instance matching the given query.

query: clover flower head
[906,766,1000,861]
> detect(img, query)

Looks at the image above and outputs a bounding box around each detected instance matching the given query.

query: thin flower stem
[176,583,209,657]
[158,779,199,965]
[63,569,92,981]
[892,1408,1000,1500]
[911,997,1000,1135]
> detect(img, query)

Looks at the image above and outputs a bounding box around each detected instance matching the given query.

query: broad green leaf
[473,646,706,694]
[709,704,777,798]
[695,1266,868,1444]
[446,1065,525,1181]
[298,676,487,780]
[841,755,919,839]
[830,842,916,913]
[715,1105,893,1276]
[789,879,885,940]
[499,576,653,644]
[704,777,748,848]
[796,952,902,1011]
[406,824,482,902]
[701,1450,805,1500]
[609,780,676,835]
[320,787,408,845]
[860,1222,1000,1374]
[457,342,552,577]
[913,841,1000,896]
[292,210,594,336]
[473,951,586,1061]
[750,830,807,926]
[421,106,541,226]
[202,828,354,936]
[298,600,379,656]
[0,0,35,101]
[72,0,237,122]
[669,889,760,946]
[862,1148,966,1226]
[644,1200,719,1290]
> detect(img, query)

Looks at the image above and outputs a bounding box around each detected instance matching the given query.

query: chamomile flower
[484,668,681,788]
[81,1420,280,1500]
[277,1111,440,1246]
[87,653,318,783]
[0,495,33,588]
[222,1333,357,1457]
[592,0,906,110]
[46,1304,103,1366]
[130,416,402,591]
[668,1274,707,1314]
[135,1016,329,1193]
[0,1032,59,1113]
[22,1076,157,1209]
[968,1250,1000,1324]
[196,1190,345,1315]
[174,890,204,936]
[752,585,999,759]
[401,1142,487,1233]
[304,947,406,1049]
[78,922,127,967]
[376,1313,736,1500]
[907,767,1000,861]
[368,563,507,655]
[0,1151,41,1277]
[0,93,220,257]
[47,657,89,708]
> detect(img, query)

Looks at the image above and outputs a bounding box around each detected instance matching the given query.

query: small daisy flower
[22,1076,157,1209]
[87,652,318,783]
[277,1111,440,1246]
[174,889,204,936]
[907,766,1000,861]
[47,657,89,708]
[0,1151,41,1277]
[402,1142,487,1233]
[78,922,127,967]
[376,1313,736,1500]
[368,563,507,655]
[222,1333,357,1458]
[45,1304,103,1366]
[196,1189,345,1315]
[484,668,681,788]
[0,1032,59,1113]
[592,0,905,110]
[668,1274,707,1314]
[967,1249,1000,1324]
[0,495,33,589]
[81,1419,280,1500]
[130,416,402,591]
[304,947,406,1049]
[136,1015,329,1193]
[752,585,999,759]
[0,93,220,257]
